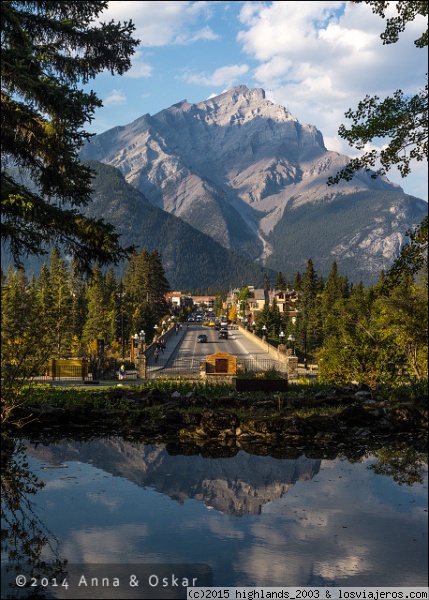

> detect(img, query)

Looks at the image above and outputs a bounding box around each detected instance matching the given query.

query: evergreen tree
[49,248,72,357]
[2,1,139,271]
[322,261,349,315]
[299,259,319,326]
[293,271,302,291]
[269,298,282,340]
[103,270,119,345]
[264,273,270,294]
[69,259,88,354]
[1,268,29,355]
[123,250,170,340]
[2,266,52,379]
[275,272,287,291]
[35,263,55,344]
[82,264,107,347]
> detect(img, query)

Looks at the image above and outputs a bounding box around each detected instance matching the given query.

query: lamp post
[279,330,285,348]
[119,279,125,360]
[133,330,147,379]
[139,330,146,353]
[262,325,267,342]
[133,330,146,355]
[132,333,139,361]
[288,334,296,355]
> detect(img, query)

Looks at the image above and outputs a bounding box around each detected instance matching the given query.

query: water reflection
[24,438,321,516]
[369,444,427,485]
[2,437,427,593]
[1,440,67,599]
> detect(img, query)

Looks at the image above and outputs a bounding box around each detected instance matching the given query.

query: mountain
[1,161,274,290]
[84,161,278,289]
[80,85,427,284]
[25,439,321,516]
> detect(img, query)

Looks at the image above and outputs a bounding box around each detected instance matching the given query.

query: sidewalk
[146,326,187,370]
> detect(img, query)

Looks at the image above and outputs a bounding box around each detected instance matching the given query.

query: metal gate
[146,357,201,379]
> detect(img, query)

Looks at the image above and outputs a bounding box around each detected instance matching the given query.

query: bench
[118,370,138,380]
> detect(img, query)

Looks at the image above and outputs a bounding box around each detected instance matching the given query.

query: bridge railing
[145,356,288,379]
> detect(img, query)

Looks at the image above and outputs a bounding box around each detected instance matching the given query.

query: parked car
[197,334,208,343]
[218,329,228,340]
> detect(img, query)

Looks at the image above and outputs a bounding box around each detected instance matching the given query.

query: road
[146,324,286,378]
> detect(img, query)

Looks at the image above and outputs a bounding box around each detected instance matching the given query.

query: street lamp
[262,325,267,342]
[279,331,285,346]
[132,333,139,359]
[134,330,146,354]
[288,334,296,355]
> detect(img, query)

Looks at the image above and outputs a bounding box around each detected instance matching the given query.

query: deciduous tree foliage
[1,1,139,271]
[328,0,428,184]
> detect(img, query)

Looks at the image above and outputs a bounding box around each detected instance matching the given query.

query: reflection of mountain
[25,438,321,515]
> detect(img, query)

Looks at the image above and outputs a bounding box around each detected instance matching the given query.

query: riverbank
[9,381,427,458]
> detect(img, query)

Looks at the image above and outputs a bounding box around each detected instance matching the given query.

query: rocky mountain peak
[79,85,427,284]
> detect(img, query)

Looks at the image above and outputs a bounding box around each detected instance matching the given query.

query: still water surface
[2,436,427,596]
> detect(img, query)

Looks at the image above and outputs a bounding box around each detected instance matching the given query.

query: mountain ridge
[1,161,277,290]
[80,85,427,284]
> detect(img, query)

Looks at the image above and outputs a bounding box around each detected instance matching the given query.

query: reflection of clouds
[23,442,427,587]
[235,545,305,587]
[250,523,291,547]
[85,491,122,511]
[233,459,428,586]
[315,555,371,580]
[43,479,78,490]
[64,524,149,563]
[208,519,246,541]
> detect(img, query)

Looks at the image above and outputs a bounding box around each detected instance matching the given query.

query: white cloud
[91,1,427,199]
[236,0,428,198]
[124,51,153,79]
[102,89,127,107]
[103,1,218,47]
[181,64,249,87]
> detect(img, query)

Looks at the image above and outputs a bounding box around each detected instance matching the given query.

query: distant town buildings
[166,287,298,322]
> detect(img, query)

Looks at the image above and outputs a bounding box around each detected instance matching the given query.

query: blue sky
[87,1,428,201]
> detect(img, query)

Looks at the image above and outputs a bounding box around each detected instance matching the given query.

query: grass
[16,379,428,417]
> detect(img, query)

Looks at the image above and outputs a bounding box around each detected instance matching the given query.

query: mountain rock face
[1,160,274,290]
[25,439,321,516]
[80,85,427,284]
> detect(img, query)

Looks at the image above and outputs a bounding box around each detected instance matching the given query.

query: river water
[1,436,427,598]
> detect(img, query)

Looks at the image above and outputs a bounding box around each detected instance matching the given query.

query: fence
[37,356,314,382]
[146,357,201,378]
[144,356,288,379]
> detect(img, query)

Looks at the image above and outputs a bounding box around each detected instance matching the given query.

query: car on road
[218,329,228,339]
[197,334,208,343]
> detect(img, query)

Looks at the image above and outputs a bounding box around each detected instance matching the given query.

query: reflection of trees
[1,440,67,599]
[369,444,427,486]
